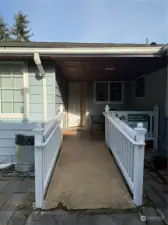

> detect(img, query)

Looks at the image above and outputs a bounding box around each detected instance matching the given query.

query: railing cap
[33,123,44,134]
[105,104,110,112]
[134,123,147,132]
[137,123,143,128]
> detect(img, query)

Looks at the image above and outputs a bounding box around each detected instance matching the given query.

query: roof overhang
[161,44,168,55]
[0,46,164,58]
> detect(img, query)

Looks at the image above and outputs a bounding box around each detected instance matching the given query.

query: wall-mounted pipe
[34,53,45,76]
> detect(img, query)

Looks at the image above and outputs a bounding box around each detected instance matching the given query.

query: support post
[33,123,44,209]
[133,123,147,206]
[60,104,64,113]
[60,104,64,129]
[154,105,159,149]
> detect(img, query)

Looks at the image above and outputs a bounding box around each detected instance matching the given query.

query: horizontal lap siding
[28,61,56,123]
[28,62,44,122]
[46,64,55,121]
[0,123,36,161]
[55,70,68,128]
[0,61,56,161]
[55,80,63,114]
[132,67,167,152]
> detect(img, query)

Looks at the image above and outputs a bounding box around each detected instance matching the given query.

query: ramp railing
[33,105,64,209]
[103,107,146,206]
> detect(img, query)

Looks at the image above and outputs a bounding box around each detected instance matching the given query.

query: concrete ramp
[44,130,134,210]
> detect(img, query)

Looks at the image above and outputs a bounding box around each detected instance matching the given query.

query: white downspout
[34,53,48,124]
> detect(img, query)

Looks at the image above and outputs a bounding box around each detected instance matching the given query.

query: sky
[0,0,167,44]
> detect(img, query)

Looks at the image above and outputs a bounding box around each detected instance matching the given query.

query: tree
[11,11,33,41]
[0,16,10,41]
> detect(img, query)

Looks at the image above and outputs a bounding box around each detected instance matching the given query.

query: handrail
[103,110,147,206]
[103,113,143,145]
[33,112,64,209]
[36,123,59,148]
[111,106,159,149]
[111,113,136,139]
[43,112,63,140]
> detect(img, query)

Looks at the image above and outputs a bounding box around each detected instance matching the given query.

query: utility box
[15,133,34,172]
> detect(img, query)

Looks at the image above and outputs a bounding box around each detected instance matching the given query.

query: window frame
[135,76,145,98]
[0,61,29,119]
[94,81,124,104]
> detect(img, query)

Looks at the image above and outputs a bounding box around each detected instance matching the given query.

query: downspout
[34,53,48,124]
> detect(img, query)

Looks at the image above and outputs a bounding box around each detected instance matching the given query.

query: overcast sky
[0,0,167,43]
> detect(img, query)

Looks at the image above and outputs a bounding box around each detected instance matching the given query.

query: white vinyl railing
[33,108,64,209]
[111,105,159,149]
[103,109,147,206]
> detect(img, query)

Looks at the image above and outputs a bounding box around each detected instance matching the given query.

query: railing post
[154,105,159,149]
[33,123,44,209]
[133,123,147,206]
[104,105,110,145]
[105,104,110,113]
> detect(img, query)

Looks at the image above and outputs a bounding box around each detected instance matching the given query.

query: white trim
[23,61,29,120]
[53,65,56,117]
[0,61,29,119]
[0,114,24,119]
[0,46,163,57]
[94,81,124,104]
[43,76,47,123]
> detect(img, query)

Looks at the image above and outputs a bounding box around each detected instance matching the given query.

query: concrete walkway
[44,130,134,210]
[26,211,145,225]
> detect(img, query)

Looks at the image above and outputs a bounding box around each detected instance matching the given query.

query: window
[95,82,108,102]
[0,63,24,114]
[94,82,123,103]
[110,83,122,101]
[135,77,145,97]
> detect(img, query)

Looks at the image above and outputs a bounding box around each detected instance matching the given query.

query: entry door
[68,82,81,127]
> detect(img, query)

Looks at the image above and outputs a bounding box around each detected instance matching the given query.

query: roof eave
[0,46,163,58]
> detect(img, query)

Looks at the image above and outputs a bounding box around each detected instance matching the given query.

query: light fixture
[105,67,115,71]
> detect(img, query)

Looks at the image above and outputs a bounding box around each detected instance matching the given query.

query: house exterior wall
[28,61,56,123]
[0,60,56,160]
[86,82,131,129]
[0,60,56,123]
[55,69,68,128]
[0,123,36,162]
[131,67,167,152]
[45,63,55,122]
[28,62,44,122]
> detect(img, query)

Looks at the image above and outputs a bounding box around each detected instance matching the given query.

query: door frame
[67,82,87,128]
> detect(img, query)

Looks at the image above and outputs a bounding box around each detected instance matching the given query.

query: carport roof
[0,41,164,48]
[0,41,166,58]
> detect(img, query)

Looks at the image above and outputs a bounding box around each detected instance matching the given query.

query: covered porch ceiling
[55,56,166,81]
[0,42,166,81]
